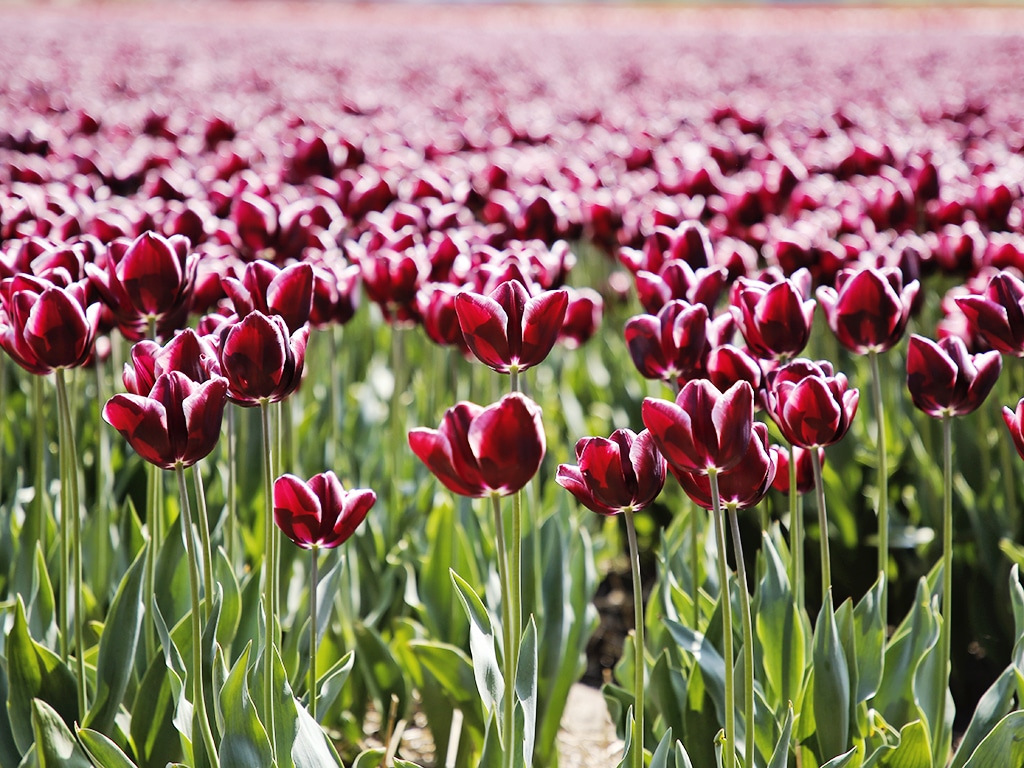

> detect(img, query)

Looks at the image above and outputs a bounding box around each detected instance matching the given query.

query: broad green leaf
[31,699,91,768]
[451,569,503,714]
[77,727,139,768]
[767,704,794,768]
[218,644,273,768]
[394,761,426,768]
[289,697,343,768]
[26,544,57,650]
[613,706,636,768]
[154,515,190,629]
[351,747,386,768]
[85,546,146,735]
[352,622,410,727]
[755,533,805,709]
[649,650,687,738]
[820,747,858,768]
[6,599,79,755]
[515,618,538,768]
[649,727,674,768]
[675,741,694,768]
[878,719,931,768]
[853,573,886,704]
[418,501,471,643]
[314,651,354,725]
[664,620,727,727]
[478,711,504,768]
[0,664,22,768]
[813,592,851,760]
[214,547,241,650]
[960,711,1024,768]
[950,664,1017,768]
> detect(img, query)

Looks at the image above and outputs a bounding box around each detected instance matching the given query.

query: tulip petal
[456,291,512,373]
[469,393,545,496]
[274,474,322,549]
[103,394,174,469]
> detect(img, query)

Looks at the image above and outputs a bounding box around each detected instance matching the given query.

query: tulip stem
[728,504,755,768]
[811,447,831,598]
[691,503,701,629]
[309,546,319,722]
[709,470,735,768]
[789,453,804,616]
[935,415,953,765]
[191,463,214,622]
[491,494,515,767]
[226,404,237,569]
[56,368,87,718]
[624,508,645,768]
[869,350,888,622]
[175,464,220,768]
[260,401,278,751]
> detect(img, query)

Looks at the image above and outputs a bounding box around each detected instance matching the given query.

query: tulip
[766,361,860,449]
[222,260,314,334]
[634,259,728,315]
[906,334,1001,419]
[817,266,919,355]
[771,444,821,496]
[955,271,1024,357]
[217,311,309,406]
[102,371,228,470]
[455,278,568,382]
[556,429,665,516]
[625,300,710,385]
[706,344,763,402]
[674,422,778,511]
[122,329,220,395]
[408,393,546,498]
[273,471,376,550]
[642,379,754,476]
[559,287,603,349]
[731,274,815,361]
[1003,399,1024,462]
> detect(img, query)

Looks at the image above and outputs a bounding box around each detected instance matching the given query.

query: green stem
[624,508,645,768]
[491,494,514,767]
[691,503,701,629]
[175,465,220,768]
[710,470,735,768]
[260,401,278,750]
[510,367,519,395]
[46,372,68,664]
[935,415,953,766]
[226,405,237,569]
[56,369,87,717]
[811,447,831,598]
[869,350,889,622]
[789,447,804,616]
[32,374,48,561]
[728,505,755,768]
[191,463,214,622]
[309,547,319,722]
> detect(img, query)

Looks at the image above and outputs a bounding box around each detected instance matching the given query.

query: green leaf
[649,650,687,737]
[351,747,386,768]
[450,569,503,714]
[352,622,410,726]
[313,651,354,725]
[130,644,184,767]
[950,665,1017,768]
[649,728,675,768]
[394,761,426,768]
[961,711,1024,768]
[408,641,484,735]
[767,704,794,768]
[878,719,931,768]
[478,711,504,768]
[26,544,57,650]
[853,573,886,704]
[755,532,806,709]
[664,620,727,727]
[31,699,91,768]
[515,618,538,768]
[214,547,241,650]
[813,591,851,760]
[6,599,79,755]
[84,546,146,735]
[820,747,858,768]
[77,727,140,768]
[218,643,274,768]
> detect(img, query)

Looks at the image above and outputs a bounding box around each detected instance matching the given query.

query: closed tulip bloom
[455,279,568,375]
[771,444,822,495]
[955,271,1024,357]
[218,311,309,406]
[556,429,666,516]
[635,260,728,315]
[706,344,763,400]
[102,371,228,469]
[731,275,815,361]
[642,379,754,475]
[817,266,919,354]
[1002,399,1024,462]
[675,422,778,510]
[906,334,1001,418]
[625,300,710,384]
[766,360,859,449]
[0,276,101,374]
[408,393,546,498]
[273,471,375,550]
[559,287,603,349]
[222,260,314,334]
[123,329,220,395]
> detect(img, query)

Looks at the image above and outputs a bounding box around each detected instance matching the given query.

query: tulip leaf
[0,663,22,767]
[31,698,91,768]
[6,598,79,756]
[419,501,472,643]
[813,592,851,760]
[154,514,190,629]
[218,643,273,768]
[26,544,57,650]
[675,741,695,768]
[515,617,538,768]
[873,718,931,768]
[664,620,727,726]
[853,572,887,704]
[131,633,185,768]
[214,547,241,650]
[451,569,504,714]
[84,546,146,735]
[393,761,425,768]
[313,651,354,725]
[407,641,485,735]
[649,727,678,768]
[767,704,794,768]
[755,532,805,710]
[478,711,503,768]
[960,710,1024,768]
[820,747,858,768]
[77,727,140,768]
[949,664,1017,768]
[649,650,687,738]
[352,622,410,728]
[351,748,386,768]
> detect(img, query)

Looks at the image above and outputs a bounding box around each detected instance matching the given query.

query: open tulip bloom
[955,271,1024,357]
[731,275,815,361]
[816,266,919,355]
[218,310,309,406]
[624,299,710,385]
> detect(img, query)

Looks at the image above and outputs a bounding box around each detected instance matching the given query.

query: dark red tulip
[417,282,469,352]
[408,393,545,498]
[0,276,101,375]
[455,279,568,375]
[559,287,603,349]
[731,275,815,361]
[217,311,309,406]
[635,260,728,315]
[906,334,1001,418]
[817,266,919,354]
[771,444,821,495]
[766,359,859,449]
[556,428,666,516]
[625,300,709,384]
[1002,399,1024,462]
[102,371,228,470]
[955,272,1024,357]
[309,258,361,329]
[273,471,375,550]
[123,329,220,396]
[706,344,763,402]
[222,260,314,334]
[675,422,778,510]
[642,379,754,475]
[359,245,429,324]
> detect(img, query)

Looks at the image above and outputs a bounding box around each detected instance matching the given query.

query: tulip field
[6,4,1024,767]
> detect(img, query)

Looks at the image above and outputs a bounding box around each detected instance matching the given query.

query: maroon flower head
[731,275,816,361]
[103,371,228,470]
[766,359,859,449]
[955,271,1024,357]
[642,379,754,475]
[625,300,710,384]
[556,429,666,515]
[816,266,919,355]
[559,287,603,349]
[222,260,314,334]
[455,279,568,375]
[635,260,728,315]
[123,329,220,395]
[273,471,375,550]
[706,344,763,401]
[218,311,309,406]
[675,422,778,510]
[906,334,1001,418]
[1002,398,1024,463]
[408,393,546,498]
